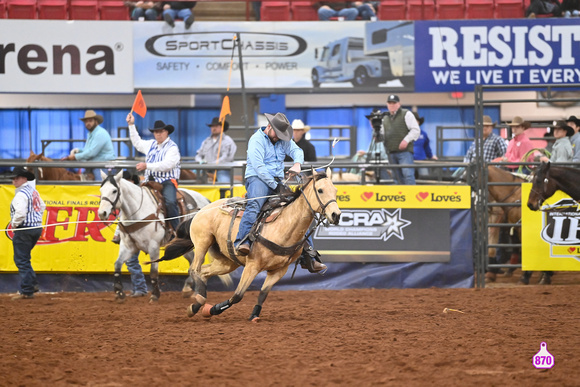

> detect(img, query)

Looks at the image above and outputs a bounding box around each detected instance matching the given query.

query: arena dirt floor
[2,270,580,387]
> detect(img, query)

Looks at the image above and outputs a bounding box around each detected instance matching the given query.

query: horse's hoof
[485,272,496,283]
[115,296,126,304]
[250,316,260,323]
[201,303,213,318]
[182,291,193,298]
[149,296,159,304]
[187,303,202,318]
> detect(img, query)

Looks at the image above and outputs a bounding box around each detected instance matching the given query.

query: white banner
[133,21,415,92]
[0,20,133,93]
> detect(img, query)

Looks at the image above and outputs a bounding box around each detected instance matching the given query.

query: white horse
[97,170,230,303]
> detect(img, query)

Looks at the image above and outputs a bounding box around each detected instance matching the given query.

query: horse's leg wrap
[151,279,161,300]
[248,305,262,321]
[113,273,125,300]
[210,300,233,316]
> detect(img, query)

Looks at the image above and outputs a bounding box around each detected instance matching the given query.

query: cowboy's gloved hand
[275,183,292,196]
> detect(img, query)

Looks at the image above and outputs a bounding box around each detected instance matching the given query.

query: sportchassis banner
[1,184,470,274]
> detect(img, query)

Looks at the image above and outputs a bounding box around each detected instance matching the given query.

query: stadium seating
[290,1,317,20]
[378,0,406,20]
[99,0,129,20]
[0,0,6,18]
[407,0,435,20]
[260,1,290,21]
[495,0,525,18]
[6,0,37,19]
[37,0,67,19]
[69,0,99,20]
[465,0,495,19]
[437,0,466,19]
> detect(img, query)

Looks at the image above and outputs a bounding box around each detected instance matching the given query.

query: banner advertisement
[414,19,580,92]
[133,20,415,92]
[0,20,134,93]
[522,184,580,271]
[1,184,470,272]
[0,185,220,274]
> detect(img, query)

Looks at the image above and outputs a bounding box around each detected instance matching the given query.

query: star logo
[381,208,411,241]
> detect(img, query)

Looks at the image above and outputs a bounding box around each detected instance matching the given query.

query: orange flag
[132,90,147,118]
[219,96,231,122]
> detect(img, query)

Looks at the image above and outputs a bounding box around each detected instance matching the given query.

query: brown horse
[157,169,341,321]
[486,166,527,282]
[527,162,580,210]
[26,151,94,181]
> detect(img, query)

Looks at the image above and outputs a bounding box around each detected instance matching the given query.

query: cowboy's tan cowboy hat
[80,110,104,125]
[482,115,496,126]
[7,166,35,181]
[149,120,175,135]
[291,119,310,132]
[265,112,293,141]
[507,116,531,129]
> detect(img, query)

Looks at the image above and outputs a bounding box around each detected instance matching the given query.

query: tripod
[365,131,389,183]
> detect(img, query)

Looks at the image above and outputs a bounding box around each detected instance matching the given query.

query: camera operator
[382,94,420,185]
[365,109,390,181]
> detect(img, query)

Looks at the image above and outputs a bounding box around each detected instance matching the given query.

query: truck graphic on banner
[311,21,414,89]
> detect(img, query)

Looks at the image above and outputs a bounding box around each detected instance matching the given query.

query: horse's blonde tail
[218,274,234,288]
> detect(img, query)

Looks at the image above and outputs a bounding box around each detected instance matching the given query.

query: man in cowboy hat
[565,115,580,163]
[62,109,115,181]
[285,119,317,162]
[234,112,327,273]
[382,94,421,184]
[126,113,181,232]
[464,115,507,163]
[8,167,46,300]
[195,117,237,183]
[499,116,535,171]
[539,122,574,164]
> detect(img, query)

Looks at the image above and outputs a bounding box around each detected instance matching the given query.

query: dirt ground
[2,278,580,387]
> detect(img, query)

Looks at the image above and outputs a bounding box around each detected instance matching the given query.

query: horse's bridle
[529,169,550,206]
[299,173,337,223]
[100,175,121,210]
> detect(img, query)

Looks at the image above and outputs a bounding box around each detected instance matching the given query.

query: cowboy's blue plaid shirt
[463,133,508,163]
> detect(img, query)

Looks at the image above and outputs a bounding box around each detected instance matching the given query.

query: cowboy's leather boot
[299,246,327,273]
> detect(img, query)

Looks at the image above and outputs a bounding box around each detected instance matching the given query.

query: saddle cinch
[139,181,199,238]
[220,193,305,264]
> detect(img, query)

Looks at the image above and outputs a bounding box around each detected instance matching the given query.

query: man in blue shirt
[235,113,326,272]
[62,110,115,181]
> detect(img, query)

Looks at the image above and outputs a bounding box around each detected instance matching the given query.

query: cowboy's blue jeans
[12,228,42,295]
[163,8,192,20]
[125,252,148,293]
[162,180,179,231]
[235,176,273,247]
[388,151,416,185]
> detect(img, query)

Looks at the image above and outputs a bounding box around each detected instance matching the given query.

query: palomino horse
[97,170,230,303]
[26,150,94,181]
[159,169,341,321]
[528,162,580,210]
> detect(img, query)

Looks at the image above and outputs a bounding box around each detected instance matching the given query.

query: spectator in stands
[195,117,237,183]
[539,122,574,163]
[162,1,196,29]
[566,115,580,162]
[126,1,161,21]
[496,116,535,172]
[526,0,562,18]
[561,0,579,16]
[464,115,508,163]
[285,119,317,162]
[382,94,420,185]
[412,112,437,178]
[61,110,115,182]
[316,2,357,20]
[8,167,45,300]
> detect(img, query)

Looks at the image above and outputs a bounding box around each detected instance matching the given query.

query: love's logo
[416,192,429,202]
[361,192,373,202]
